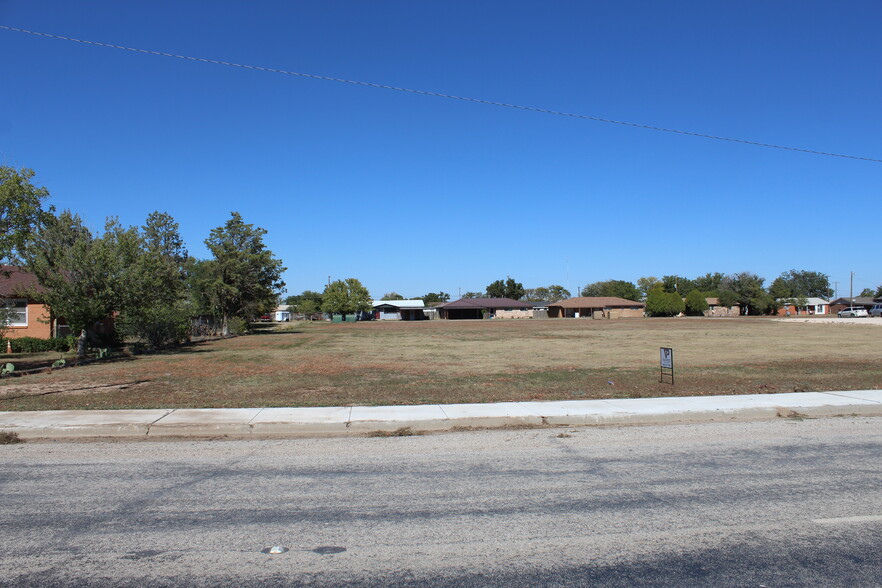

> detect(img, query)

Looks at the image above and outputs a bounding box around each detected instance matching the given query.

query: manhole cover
[313,546,346,555]
[261,546,290,554]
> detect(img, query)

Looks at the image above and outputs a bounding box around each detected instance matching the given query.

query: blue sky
[2,1,880,299]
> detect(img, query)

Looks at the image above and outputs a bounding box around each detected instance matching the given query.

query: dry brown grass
[1,317,880,410]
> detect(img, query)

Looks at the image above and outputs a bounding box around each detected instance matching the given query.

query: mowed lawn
[1,318,880,410]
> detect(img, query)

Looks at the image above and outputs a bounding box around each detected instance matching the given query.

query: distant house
[0,265,54,339]
[548,297,645,319]
[774,298,830,317]
[274,305,292,322]
[372,299,426,321]
[828,297,877,314]
[704,297,741,317]
[436,298,533,320]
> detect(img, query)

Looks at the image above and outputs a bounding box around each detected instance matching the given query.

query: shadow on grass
[0,379,152,402]
[245,329,305,336]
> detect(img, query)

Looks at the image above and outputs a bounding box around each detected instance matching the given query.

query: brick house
[774,297,830,316]
[548,297,645,319]
[0,266,54,339]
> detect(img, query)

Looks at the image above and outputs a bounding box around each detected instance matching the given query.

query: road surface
[1,417,881,586]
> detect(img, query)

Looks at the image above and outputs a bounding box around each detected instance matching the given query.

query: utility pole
[850,271,854,302]
[833,281,838,299]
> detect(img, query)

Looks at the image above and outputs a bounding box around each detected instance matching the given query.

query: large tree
[22,211,123,339]
[422,292,450,305]
[636,276,661,301]
[773,269,833,299]
[581,279,641,301]
[661,275,695,295]
[321,278,371,316]
[114,212,191,349]
[720,272,773,315]
[204,212,286,334]
[485,277,525,300]
[523,285,570,303]
[1,166,52,264]
[768,276,792,300]
[692,272,725,293]
[285,290,324,314]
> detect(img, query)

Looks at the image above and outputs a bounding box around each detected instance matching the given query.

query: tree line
[1,166,285,347]
[284,268,882,319]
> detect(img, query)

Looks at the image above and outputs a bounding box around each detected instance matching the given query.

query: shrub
[0,431,23,444]
[1,336,76,353]
[685,290,709,316]
[645,287,685,317]
[227,317,248,335]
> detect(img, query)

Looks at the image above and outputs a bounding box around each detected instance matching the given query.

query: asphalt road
[1,418,881,587]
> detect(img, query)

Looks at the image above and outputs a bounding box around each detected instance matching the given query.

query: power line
[2,24,881,164]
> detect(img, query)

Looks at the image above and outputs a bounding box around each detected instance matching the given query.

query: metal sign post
[659,347,674,385]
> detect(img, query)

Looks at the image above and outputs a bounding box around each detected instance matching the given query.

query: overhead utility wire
[2,24,880,164]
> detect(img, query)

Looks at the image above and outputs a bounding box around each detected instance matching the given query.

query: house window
[1,299,28,327]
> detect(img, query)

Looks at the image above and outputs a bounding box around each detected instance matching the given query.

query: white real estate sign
[660,347,673,369]
[659,347,674,384]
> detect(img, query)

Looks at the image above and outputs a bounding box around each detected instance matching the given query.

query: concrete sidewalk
[1,390,881,440]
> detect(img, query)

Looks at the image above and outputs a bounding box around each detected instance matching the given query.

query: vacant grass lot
[1,318,880,410]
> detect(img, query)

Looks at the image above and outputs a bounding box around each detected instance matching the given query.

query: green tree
[381,292,405,300]
[859,288,874,297]
[717,289,738,309]
[461,291,483,299]
[485,278,524,300]
[768,276,792,300]
[285,290,323,313]
[114,212,191,349]
[662,275,695,295]
[204,212,286,334]
[720,272,767,315]
[581,280,640,301]
[485,279,505,298]
[523,285,571,303]
[504,277,525,300]
[1,166,53,264]
[645,286,684,317]
[769,269,833,300]
[692,272,725,293]
[321,278,371,316]
[637,276,661,301]
[876,284,882,297]
[22,211,122,340]
[422,292,450,305]
[684,290,709,316]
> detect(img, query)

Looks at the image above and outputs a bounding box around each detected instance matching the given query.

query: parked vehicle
[838,307,869,318]
[870,304,882,318]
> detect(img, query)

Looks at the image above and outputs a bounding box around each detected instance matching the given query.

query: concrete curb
[1,390,880,440]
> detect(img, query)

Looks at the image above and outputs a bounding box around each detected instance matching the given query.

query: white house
[776,297,830,316]
[371,299,426,320]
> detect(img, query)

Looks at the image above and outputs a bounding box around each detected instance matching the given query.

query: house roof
[549,296,645,309]
[438,297,533,310]
[0,265,45,297]
[372,299,425,309]
[829,297,876,306]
